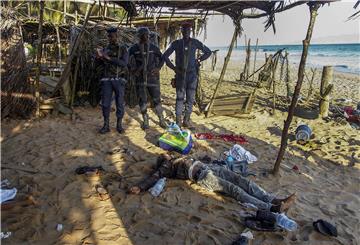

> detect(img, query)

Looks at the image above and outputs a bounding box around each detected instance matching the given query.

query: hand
[151,68,160,76]
[129,186,141,195]
[103,52,111,61]
[171,78,176,88]
[96,48,103,58]
[174,67,182,74]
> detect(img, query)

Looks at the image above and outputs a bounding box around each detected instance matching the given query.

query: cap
[106,27,117,34]
[137,27,150,36]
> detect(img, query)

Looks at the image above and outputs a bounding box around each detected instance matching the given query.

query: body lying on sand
[129,153,297,214]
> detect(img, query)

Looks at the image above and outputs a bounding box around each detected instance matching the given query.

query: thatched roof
[112,1,314,33]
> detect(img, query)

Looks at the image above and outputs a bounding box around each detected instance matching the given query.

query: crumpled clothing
[0,188,17,204]
[225,144,258,163]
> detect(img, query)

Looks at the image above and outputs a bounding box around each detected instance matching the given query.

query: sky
[200,1,360,47]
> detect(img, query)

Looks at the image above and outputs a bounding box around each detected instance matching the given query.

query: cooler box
[159,130,193,155]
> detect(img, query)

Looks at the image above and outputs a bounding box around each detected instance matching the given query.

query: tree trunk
[306,68,316,103]
[319,66,333,118]
[35,0,45,118]
[206,24,240,117]
[273,3,321,175]
[253,38,259,80]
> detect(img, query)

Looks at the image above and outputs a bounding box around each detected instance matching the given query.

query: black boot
[99,118,110,134]
[183,113,192,128]
[176,115,182,128]
[157,112,167,129]
[116,118,124,134]
[141,113,149,130]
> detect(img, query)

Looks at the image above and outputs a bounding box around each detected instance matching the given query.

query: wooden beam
[35,0,45,118]
[273,3,321,175]
[206,24,239,117]
[52,1,95,96]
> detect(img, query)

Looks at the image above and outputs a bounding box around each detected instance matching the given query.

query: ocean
[212,43,360,74]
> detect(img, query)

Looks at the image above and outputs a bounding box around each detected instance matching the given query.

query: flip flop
[75,166,104,175]
[313,219,337,237]
[95,184,110,201]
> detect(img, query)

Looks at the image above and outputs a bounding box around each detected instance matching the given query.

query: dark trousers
[101,78,126,120]
[136,76,162,114]
[175,71,198,118]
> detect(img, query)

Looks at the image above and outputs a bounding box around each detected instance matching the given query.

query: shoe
[116,118,124,134]
[141,113,149,130]
[157,113,167,129]
[175,115,182,128]
[99,119,110,134]
[183,113,192,128]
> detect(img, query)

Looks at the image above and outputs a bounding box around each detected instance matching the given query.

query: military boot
[176,115,182,128]
[141,113,149,130]
[116,118,124,134]
[183,113,192,128]
[99,118,110,134]
[156,112,167,129]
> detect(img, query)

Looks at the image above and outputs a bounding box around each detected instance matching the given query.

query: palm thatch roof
[113,1,315,32]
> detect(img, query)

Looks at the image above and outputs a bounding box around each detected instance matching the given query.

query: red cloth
[194,133,247,144]
[344,106,360,124]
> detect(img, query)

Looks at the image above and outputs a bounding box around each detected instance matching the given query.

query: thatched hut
[1,8,35,119]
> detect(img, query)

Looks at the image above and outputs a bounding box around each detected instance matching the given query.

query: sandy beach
[1,58,360,245]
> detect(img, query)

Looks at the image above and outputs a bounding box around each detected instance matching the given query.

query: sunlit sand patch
[66,149,94,157]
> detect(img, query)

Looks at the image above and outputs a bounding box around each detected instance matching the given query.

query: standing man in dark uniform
[95,27,128,134]
[129,27,166,130]
[163,23,211,127]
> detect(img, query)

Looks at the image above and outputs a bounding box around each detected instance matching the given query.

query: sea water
[213,43,360,74]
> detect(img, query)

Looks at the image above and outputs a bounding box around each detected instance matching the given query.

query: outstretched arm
[162,42,176,71]
[129,171,161,194]
[154,46,165,69]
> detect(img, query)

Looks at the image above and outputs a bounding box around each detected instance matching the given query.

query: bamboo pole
[35,0,45,118]
[319,66,333,118]
[273,3,321,175]
[52,1,95,95]
[206,24,239,117]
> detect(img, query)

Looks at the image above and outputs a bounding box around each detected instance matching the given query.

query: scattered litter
[1,179,11,188]
[149,177,166,197]
[295,124,312,143]
[240,230,254,240]
[56,224,63,232]
[313,219,337,237]
[0,232,12,240]
[75,166,104,175]
[194,133,247,144]
[225,144,257,163]
[0,188,17,204]
[95,184,110,201]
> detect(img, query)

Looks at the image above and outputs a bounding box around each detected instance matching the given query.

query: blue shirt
[163,38,211,73]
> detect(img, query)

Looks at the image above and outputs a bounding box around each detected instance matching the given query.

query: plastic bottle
[276,213,298,231]
[149,178,166,197]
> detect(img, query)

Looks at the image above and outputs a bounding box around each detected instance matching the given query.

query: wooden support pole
[253,38,259,79]
[272,54,280,115]
[284,51,291,99]
[206,24,239,117]
[70,56,80,107]
[306,68,316,103]
[52,1,95,95]
[319,66,334,118]
[63,0,67,24]
[35,0,45,118]
[273,3,321,175]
